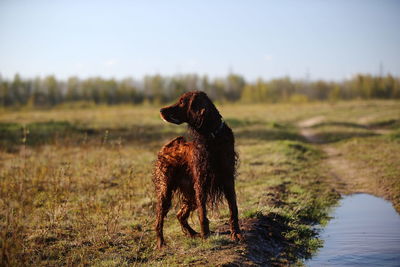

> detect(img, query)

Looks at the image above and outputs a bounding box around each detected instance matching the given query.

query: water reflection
[306,193,400,267]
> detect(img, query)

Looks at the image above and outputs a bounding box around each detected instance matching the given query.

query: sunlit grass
[0,100,399,266]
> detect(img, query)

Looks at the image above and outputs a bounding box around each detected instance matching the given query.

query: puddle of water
[306,193,400,267]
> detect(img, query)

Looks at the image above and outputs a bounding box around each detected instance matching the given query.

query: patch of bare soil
[297,116,325,129]
[298,116,325,144]
[202,183,315,267]
[321,146,384,196]
[210,215,290,267]
[358,115,395,135]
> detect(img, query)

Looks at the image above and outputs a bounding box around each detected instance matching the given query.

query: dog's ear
[196,107,207,128]
[188,92,202,112]
[188,92,208,129]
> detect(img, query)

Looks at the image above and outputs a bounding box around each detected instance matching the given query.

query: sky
[0,0,399,81]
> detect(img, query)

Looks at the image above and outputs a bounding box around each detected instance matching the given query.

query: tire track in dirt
[298,117,386,197]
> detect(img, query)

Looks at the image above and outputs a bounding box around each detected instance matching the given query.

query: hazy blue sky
[1,0,399,81]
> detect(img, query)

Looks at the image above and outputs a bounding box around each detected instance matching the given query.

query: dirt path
[298,117,386,196]
[194,117,394,266]
[358,115,393,135]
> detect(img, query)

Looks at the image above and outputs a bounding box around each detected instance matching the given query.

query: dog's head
[160,91,220,130]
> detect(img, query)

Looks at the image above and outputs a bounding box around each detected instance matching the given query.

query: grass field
[0,100,399,266]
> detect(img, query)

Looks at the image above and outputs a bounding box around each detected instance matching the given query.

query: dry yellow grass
[0,100,399,266]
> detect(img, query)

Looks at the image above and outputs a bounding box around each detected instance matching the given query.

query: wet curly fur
[153,91,243,248]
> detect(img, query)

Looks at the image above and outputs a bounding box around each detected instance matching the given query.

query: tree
[44,75,62,105]
[144,75,165,104]
[66,77,80,102]
[0,81,12,106]
[225,74,245,101]
[312,80,331,100]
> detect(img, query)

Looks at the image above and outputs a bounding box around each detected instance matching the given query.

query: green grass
[0,100,399,266]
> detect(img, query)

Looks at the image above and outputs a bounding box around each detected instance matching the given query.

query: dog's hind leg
[177,202,199,238]
[155,183,172,249]
[195,187,210,238]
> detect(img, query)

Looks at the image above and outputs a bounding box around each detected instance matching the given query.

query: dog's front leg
[196,188,210,238]
[224,179,243,241]
[193,169,210,238]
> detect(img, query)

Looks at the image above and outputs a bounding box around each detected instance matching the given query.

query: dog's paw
[156,239,167,249]
[186,231,200,238]
[200,231,211,239]
[230,232,244,242]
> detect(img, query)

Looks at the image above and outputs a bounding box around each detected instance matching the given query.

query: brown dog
[153,91,242,248]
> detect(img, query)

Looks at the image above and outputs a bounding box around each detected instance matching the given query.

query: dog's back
[157,136,188,169]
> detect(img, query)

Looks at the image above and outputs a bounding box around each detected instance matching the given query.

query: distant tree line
[0,73,399,107]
